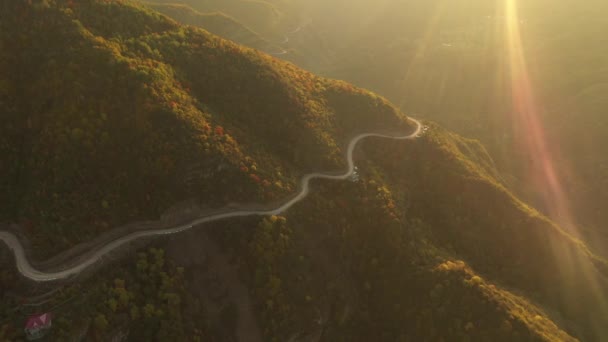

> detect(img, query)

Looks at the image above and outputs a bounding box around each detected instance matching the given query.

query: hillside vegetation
[285,0,608,256]
[164,0,608,258]
[0,0,409,256]
[143,2,281,53]
[216,123,608,341]
[145,0,285,37]
[1,1,607,341]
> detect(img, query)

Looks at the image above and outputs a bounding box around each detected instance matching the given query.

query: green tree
[107,298,118,312]
[130,305,140,320]
[93,313,109,332]
[143,303,156,318]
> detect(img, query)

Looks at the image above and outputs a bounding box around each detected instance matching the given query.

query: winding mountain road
[0,118,422,282]
[269,19,311,55]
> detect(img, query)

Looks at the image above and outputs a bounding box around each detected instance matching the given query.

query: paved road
[0,118,422,282]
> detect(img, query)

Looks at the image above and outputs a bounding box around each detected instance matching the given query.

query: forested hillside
[150,0,608,258]
[1,0,607,341]
[0,0,408,257]
[283,0,608,257]
[143,2,280,53]
[145,0,286,37]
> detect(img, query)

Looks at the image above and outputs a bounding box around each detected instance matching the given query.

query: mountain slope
[0,1,607,341]
[144,0,284,37]
[363,124,608,340]
[0,0,409,257]
[142,2,281,53]
[225,122,607,341]
[288,0,608,257]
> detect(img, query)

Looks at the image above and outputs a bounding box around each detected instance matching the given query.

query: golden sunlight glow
[397,2,445,110]
[504,0,574,233]
[504,0,608,332]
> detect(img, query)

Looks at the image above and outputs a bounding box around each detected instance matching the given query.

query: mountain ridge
[1,0,607,341]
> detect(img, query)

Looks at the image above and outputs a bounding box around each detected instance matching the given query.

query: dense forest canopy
[1,0,608,341]
[153,0,608,258]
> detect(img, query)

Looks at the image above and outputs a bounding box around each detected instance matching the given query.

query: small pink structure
[24,313,52,340]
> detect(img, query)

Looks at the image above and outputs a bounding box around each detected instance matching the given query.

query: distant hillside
[1,1,607,341]
[521,0,608,255]
[143,2,281,53]
[145,0,284,36]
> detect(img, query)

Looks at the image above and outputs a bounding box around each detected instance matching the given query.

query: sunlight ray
[503,0,608,334]
[505,0,574,233]
[397,2,446,110]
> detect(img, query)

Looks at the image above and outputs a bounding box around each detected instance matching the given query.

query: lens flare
[397,2,445,110]
[504,0,571,261]
[504,0,576,233]
[504,0,608,335]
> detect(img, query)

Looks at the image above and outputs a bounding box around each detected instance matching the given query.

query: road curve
[0,118,422,282]
[269,20,309,55]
